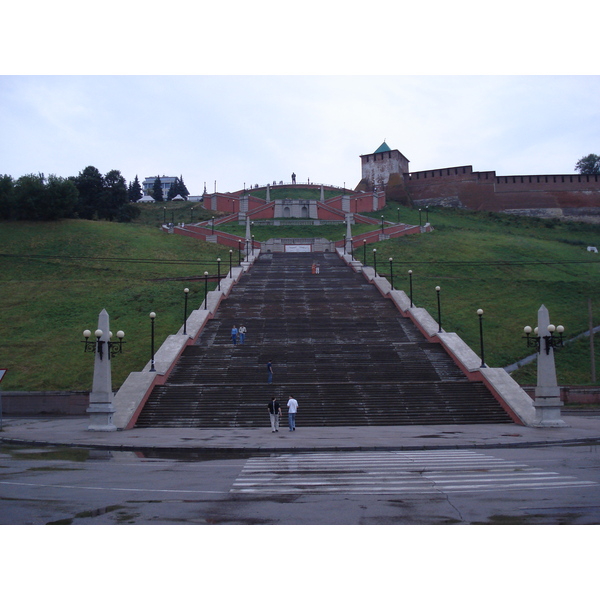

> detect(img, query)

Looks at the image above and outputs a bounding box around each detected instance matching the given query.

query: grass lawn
[0,219,231,390]
[1,201,599,390]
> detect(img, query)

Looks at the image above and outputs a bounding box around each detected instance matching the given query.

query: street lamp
[363,239,367,264]
[163,206,166,224]
[397,207,400,223]
[389,257,394,290]
[203,272,209,310]
[373,248,377,275]
[190,206,194,222]
[477,309,485,368]
[217,258,221,291]
[82,328,125,360]
[381,215,384,234]
[408,270,413,307]
[183,288,189,335]
[238,240,242,264]
[426,205,429,224]
[149,312,156,372]
[229,249,233,277]
[419,208,422,227]
[523,324,565,355]
[436,286,442,333]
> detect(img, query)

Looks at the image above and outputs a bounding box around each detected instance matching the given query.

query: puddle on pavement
[0,441,264,463]
[0,444,90,462]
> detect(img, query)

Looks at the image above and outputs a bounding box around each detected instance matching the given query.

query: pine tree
[152,176,164,202]
[178,174,190,199]
[128,175,143,202]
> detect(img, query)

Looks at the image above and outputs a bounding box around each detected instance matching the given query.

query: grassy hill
[0,202,599,391]
[0,218,230,390]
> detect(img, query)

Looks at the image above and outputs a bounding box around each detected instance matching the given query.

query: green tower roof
[374,141,392,154]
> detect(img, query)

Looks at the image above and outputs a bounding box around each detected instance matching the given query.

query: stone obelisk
[87,309,117,431]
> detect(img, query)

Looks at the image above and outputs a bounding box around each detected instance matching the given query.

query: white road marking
[230,450,600,494]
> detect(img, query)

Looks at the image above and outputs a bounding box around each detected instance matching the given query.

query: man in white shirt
[287,395,298,432]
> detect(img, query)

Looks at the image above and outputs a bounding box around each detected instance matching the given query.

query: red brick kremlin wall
[405,166,600,213]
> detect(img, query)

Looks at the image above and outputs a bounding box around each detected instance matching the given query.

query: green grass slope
[370,205,600,385]
[0,219,230,390]
[1,203,599,391]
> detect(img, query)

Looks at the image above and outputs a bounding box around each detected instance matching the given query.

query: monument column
[87,309,117,431]
[345,213,353,255]
[533,304,567,427]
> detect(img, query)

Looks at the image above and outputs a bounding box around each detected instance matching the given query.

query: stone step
[135,252,512,428]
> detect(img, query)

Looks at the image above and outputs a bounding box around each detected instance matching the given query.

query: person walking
[231,325,238,345]
[267,396,282,432]
[287,395,298,431]
[239,325,247,344]
[267,360,273,384]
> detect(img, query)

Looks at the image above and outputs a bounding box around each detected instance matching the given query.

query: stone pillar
[245,217,253,258]
[266,184,271,202]
[345,214,353,255]
[533,304,567,427]
[87,309,117,431]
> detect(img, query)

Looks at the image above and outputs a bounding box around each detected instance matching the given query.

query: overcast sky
[2,4,598,197]
[2,75,598,196]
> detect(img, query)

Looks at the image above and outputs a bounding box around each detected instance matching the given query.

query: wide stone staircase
[135,252,514,428]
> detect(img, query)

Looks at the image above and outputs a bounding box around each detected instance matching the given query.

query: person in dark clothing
[267,396,282,432]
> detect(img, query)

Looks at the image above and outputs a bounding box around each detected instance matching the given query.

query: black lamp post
[389,257,394,290]
[373,248,377,275]
[419,209,422,227]
[251,235,255,256]
[397,207,400,223]
[217,258,221,291]
[149,312,156,372]
[238,240,242,264]
[190,206,194,222]
[211,217,215,234]
[363,240,367,264]
[229,249,233,277]
[408,270,413,307]
[163,207,166,224]
[203,272,209,310]
[426,205,429,224]
[477,309,485,367]
[381,215,384,234]
[183,288,189,335]
[436,286,442,332]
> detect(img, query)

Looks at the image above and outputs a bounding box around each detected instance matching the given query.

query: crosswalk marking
[230,450,599,495]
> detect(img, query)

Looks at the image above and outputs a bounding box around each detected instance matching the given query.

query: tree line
[150,175,190,202]
[1,167,145,222]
